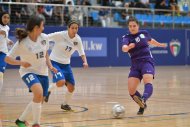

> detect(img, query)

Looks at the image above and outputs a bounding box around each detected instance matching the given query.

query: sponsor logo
[170,39,181,57]
[140,34,145,38]
[73,41,78,45]
[41,40,46,45]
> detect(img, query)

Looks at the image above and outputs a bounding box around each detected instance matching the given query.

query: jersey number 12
[36,51,44,59]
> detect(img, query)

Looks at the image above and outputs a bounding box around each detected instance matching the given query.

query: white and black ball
[112,104,125,119]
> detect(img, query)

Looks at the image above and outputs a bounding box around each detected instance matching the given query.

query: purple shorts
[129,58,155,80]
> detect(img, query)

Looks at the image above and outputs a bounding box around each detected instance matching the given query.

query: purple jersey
[122,30,152,61]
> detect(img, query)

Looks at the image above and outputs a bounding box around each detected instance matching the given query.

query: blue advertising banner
[186,30,190,65]
[148,29,186,65]
[6,25,189,68]
[73,37,107,57]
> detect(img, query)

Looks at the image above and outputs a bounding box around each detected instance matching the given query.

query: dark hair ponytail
[15,28,28,42]
[15,15,44,42]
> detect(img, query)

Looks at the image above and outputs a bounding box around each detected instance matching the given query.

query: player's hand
[8,40,14,46]
[83,62,88,68]
[128,43,135,49]
[50,66,58,73]
[160,43,167,48]
[20,61,31,68]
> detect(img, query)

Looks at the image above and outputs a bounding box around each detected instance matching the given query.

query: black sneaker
[137,104,147,115]
[15,119,28,127]
[44,91,51,102]
[133,95,145,108]
[61,104,72,111]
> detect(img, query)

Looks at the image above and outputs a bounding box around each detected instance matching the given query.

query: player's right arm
[122,43,135,52]
[5,56,31,68]
[4,42,31,68]
[122,35,135,52]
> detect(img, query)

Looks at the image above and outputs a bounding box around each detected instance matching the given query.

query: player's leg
[128,65,147,115]
[0,72,3,93]
[32,75,49,127]
[142,74,153,102]
[16,74,43,127]
[38,75,49,103]
[141,60,154,102]
[44,61,65,102]
[61,65,75,111]
[30,83,43,127]
[61,81,75,111]
[128,77,142,106]
[137,59,154,115]
[0,52,7,93]
[128,67,143,106]
[136,74,153,115]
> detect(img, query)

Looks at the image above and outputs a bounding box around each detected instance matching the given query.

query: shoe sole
[15,122,27,127]
[137,112,144,115]
[62,109,74,112]
[133,96,145,108]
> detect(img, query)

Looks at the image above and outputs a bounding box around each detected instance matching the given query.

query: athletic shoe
[61,104,72,111]
[44,91,51,102]
[15,119,28,127]
[137,104,147,115]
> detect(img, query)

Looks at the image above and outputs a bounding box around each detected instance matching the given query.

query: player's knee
[128,89,136,96]
[68,86,75,93]
[33,91,43,102]
[56,80,65,87]
[128,87,136,95]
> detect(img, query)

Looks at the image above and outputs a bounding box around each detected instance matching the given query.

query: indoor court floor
[0,66,190,127]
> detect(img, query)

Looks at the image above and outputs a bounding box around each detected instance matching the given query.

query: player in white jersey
[44,20,88,111]
[0,12,13,93]
[5,15,57,127]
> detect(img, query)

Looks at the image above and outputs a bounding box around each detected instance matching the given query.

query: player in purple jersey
[122,16,167,115]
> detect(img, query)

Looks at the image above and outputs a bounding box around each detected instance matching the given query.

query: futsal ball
[112,104,125,118]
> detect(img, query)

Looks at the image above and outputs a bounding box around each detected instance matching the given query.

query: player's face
[2,14,10,25]
[68,23,79,38]
[128,21,139,34]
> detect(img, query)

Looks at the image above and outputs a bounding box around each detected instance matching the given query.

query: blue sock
[143,83,153,101]
[130,90,141,99]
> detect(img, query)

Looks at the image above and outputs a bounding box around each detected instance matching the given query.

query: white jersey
[0,24,10,53]
[7,33,49,77]
[48,31,85,64]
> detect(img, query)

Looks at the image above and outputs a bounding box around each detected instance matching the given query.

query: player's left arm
[45,51,58,73]
[148,39,167,48]
[81,55,88,68]
[77,36,88,68]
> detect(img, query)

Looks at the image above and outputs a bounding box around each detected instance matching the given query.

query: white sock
[32,102,41,125]
[62,91,73,105]
[19,101,32,121]
[48,83,57,91]
[0,73,3,93]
